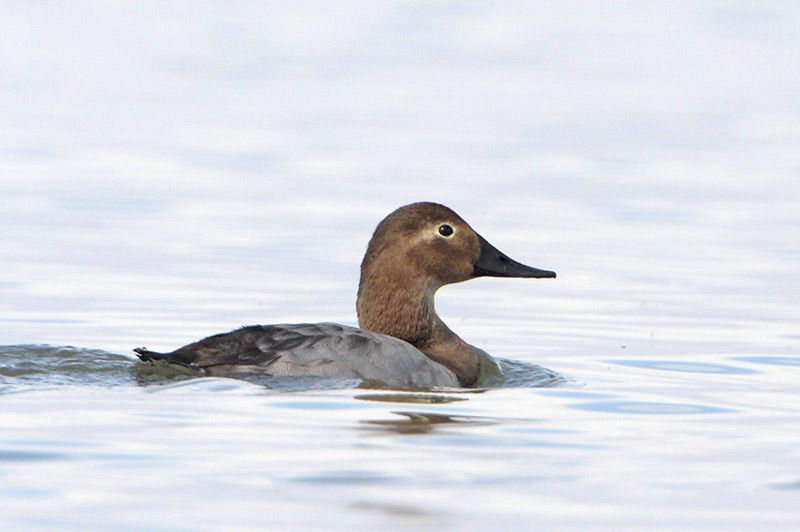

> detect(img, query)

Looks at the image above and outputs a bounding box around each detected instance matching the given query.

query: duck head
[358,201,555,290]
[356,202,555,385]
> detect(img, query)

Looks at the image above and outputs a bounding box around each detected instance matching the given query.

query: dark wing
[134,325,307,370]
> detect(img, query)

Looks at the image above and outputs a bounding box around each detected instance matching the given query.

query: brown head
[356,202,555,385]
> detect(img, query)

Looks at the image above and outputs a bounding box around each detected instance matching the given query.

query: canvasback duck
[134,202,556,388]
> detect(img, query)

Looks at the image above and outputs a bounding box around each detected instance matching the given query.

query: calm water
[2,2,800,530]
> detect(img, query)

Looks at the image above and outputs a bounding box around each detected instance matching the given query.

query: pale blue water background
[1,2,799,530]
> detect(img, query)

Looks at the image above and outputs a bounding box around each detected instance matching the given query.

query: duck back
[135,323,459,388]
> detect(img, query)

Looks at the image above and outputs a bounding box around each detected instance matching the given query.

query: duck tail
[133,347,169,363]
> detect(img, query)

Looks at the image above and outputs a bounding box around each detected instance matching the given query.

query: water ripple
[731,356,800,367]
[0,344,567,391]
[608,359,759,375]
[0,450,69,462]
[569,400,736,415]
[0,345,135,386]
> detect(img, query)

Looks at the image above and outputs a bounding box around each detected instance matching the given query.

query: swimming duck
[134,202,556,388]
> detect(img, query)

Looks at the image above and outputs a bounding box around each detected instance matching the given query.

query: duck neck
[357,271,480,386]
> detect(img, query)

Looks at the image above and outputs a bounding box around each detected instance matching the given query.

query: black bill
[472,234,556,279]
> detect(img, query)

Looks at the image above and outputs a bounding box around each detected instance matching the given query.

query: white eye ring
[437,224,455,238]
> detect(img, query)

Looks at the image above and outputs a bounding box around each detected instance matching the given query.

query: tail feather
[133,347,169,363]
[133,346,202,376]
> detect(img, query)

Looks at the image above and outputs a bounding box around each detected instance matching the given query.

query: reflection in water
[354,394,467,404]
[608,359,759,375]
[570,400,736,415]
[361,411,497,434]
[350,501,433,519]
[291,470,397,485]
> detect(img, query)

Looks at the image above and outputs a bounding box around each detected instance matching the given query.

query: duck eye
[438,224,454,237]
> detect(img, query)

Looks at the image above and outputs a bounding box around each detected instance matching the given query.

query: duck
[134,202,556,388]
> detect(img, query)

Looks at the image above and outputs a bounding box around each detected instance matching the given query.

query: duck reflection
[361,410,496,434]
[355,393,468,404]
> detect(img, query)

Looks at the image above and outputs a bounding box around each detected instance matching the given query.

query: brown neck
[357,265,480,386]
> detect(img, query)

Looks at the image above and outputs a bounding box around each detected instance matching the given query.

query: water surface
[2,2,800,530]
